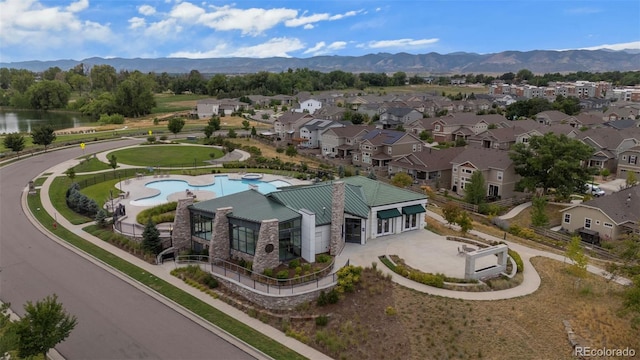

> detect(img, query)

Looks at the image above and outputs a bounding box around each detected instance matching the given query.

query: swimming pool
[130,175,291,206]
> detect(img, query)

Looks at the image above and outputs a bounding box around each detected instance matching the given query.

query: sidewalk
[33,163,332,360]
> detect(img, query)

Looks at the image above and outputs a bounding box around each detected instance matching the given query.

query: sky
[1,0,639,63]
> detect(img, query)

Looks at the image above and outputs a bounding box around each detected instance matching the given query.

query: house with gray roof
[388,147,466,189]
[450,148,519,199]
[352,129,423,169]
[377,107,423,129]
[320,125,375,158]
[180,177,426,273]
[298,119,344,148]
[431,113,509,143]
[467,127,524,150]
[272,111,314,140]
[560,185,640,242]
[577,127,640,173]
[616,145,640,180]
[534,110,577,126]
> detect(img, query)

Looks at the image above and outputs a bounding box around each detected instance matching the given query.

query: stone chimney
[330,181,345,256]
[171,198,194,251]
[253,219,280,274]
[210,207,233,260]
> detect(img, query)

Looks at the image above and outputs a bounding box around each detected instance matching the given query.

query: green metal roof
[191,189,300,223]
[268,183,369,226]
[331,176,427,207]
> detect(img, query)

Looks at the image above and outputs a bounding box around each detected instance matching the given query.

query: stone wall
[252,219,280,274]
[214,275,335,310]
[210,207,233,260]
[171,198,194,251]
[330,181,345,256]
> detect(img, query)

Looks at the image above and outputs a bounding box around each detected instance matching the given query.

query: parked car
[584,183,605,197]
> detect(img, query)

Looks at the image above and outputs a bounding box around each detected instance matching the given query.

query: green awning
[377,208,402,219]
[402,204,426,215]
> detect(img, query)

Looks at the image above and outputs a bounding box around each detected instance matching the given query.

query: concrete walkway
[498,201,531,220]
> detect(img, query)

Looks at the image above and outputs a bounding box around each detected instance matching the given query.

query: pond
[0,109,97,134]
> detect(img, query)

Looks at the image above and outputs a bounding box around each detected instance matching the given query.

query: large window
[229,218,260,256]
[191,212,214,241]
[564,213,571,224]
[584,218,592,229]
[404,214,418,229]
[279,218,302,261]
[377,218,392,235]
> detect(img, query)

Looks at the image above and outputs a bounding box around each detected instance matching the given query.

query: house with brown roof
[378,107,424,128]
[431,113,509,143]
[450,148,519,199]
[577,127,640,173]
[388,147,466,189]
[314,105,347,121]
[406,117,434,137]
[616,145,640,179]
[320,125,375,157]
[352,129,423,169]
[467,127,524,150]
[560,185,640,242]
[273,112,314,140]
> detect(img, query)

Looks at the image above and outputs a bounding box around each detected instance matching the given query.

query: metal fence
[175,255,347,295]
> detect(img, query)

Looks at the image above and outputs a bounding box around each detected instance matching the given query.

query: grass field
[106,144,224,167]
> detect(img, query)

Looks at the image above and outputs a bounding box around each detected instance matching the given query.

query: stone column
[210,207,233,260]
[252,219,280,274]
[330,181,345,256]
[171,198,194,251]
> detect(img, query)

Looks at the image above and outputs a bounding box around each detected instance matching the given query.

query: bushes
[276,270,289,279]
[136,202,177,224]
[172,265,219,289]
[288,259,300,269]
[336,265,363,293]
[316,254,331,263]
[315,315,329,326]
[408,272,445,288]
[66,183,99,217]
[508,249,524,273]
[316,289,340,306]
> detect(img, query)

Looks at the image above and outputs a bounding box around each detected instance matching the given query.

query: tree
[31,125,56,151]
[142,219,162,254]
[114,72,155,117]
[464,171,486,205]
[227,129,237,138]
[457,211,473,235]
[167,117,185,138]
[95,208,108,227]
[108,154,118,173]
[241,120,250,130]
[90,64,118,92]
[391,172,413,188]
[442,202,461,227]
[65,167,76,181]
[627,171,638,188]
[566,236,588,278]
[14,294,77,359]
[530,195,549,226]
[26,80,72,110]
[285,145,297,158]
[3,132,25,153]
[203,125,214,139]
[510,133,594,198]
[208,116,221,131]
[250,126,257,137]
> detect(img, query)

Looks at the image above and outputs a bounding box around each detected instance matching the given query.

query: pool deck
[110,173,312,234]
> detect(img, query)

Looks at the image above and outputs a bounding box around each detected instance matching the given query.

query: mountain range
[2,49,639,75]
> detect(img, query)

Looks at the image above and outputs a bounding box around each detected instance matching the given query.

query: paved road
[0,140,255,359]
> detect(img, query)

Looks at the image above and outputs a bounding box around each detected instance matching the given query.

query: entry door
[345,218,362,243]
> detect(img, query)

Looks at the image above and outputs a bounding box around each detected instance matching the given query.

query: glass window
[229,218,260,256]
[584,218,592,229]
[191,212,214,241]
[564,213,571,223]
[279,218,302,261]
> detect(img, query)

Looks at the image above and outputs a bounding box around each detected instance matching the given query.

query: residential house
[320,125,375,158]
[450,148,519,199]
[352,129,423,169]
[534,110,577,126]
[515,123,581,146]
[577,127,640,172]
[430,113,509,143]
[560,185,640,242]
[377,107,424,129]
[406,118,434,137]
[616,145,640,180]
[299,119,344,148]
[602,106,638,121]
[195,98,220,119]
[388,147,466,189]
[314,105,348,121]
[272,112,314,140]
[467,126,525,150]
[294,98,322,114]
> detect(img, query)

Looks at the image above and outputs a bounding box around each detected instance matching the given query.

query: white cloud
[577,41,640,51]
[66,0,89,13]
[363,38,439,49]
[146,18,181,37]
[329,10,360,20]
[303,24,314,30]
[138,5,156,16]
[170,2,205,21]
[129,17,146,30]
[198,5,298,35]
[303,41,347,56]
[170,37,304,58]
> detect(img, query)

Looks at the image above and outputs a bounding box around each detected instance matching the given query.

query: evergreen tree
[142,219,162,255]
[464,171,486,205]
[530,195,549,226]
[31,125,57,151]
[3,132,25,153]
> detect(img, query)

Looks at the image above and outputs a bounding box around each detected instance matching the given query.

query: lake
[0,109,98,134]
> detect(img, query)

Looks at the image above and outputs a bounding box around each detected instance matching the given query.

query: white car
[584,183,605,197]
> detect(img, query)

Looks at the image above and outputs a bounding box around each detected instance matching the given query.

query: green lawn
[107,145,224,167]
[27,190,305,360]
[151,94,210,114]
[72,157,112,173]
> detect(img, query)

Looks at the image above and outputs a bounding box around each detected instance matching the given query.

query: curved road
[0,140,255,359]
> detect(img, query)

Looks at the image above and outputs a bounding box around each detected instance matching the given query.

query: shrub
[159,135,168,141]
[288,259,300,269]
[336,265,363,293]
[509,224,522,236]
[385,306,397,316]
[315,315,329,326]
[263,268,273,277]
[316,254,331,263]
[302,263,311,272]
[202,274,219,289]
[147,135,156,143]
[508,249,524,273]
[276,270,289,279]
